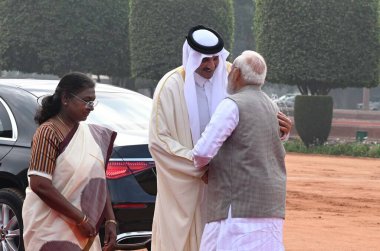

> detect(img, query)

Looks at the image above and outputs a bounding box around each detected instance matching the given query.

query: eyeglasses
[70,93,98,108]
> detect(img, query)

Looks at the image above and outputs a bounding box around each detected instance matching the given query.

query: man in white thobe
[193,51,287,251]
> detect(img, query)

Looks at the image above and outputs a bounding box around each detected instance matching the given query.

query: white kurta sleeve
[192,98,239,168]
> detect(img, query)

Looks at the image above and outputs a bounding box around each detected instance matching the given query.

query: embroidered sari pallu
[23,124,116,251]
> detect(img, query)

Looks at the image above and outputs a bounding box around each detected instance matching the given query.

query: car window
[88,92,152,133]
[0,99,13,139]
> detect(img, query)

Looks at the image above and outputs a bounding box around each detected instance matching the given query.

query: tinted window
[88,92,152,133]
[0,100,13,138]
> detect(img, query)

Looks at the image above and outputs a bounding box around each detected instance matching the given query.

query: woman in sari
[22,72,117,251]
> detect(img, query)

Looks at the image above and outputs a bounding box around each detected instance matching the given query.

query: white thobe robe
[149,66,206,251]
[194,73,213,230]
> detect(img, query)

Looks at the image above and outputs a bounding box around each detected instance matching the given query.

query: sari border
[58,123,80,155]
[96,129,116,232]
[105,131,117,169]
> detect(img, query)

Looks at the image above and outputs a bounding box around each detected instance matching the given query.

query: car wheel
[0,188,25,251]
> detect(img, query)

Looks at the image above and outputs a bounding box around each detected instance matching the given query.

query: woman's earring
[64,103,68,105]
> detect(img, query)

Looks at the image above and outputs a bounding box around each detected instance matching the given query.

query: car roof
[0,78,139,96]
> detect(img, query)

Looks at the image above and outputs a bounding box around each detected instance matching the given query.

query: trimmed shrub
[294,95,333,147]
[129,0,234,87]
[368,145,380,157]
[0,0,130,77]
[254,0,379,95]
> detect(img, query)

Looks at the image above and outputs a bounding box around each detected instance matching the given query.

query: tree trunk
[362,87,370,110]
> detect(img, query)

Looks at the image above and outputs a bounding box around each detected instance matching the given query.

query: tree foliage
[129,0,234,87]
[0,0,130,77]
[254,0,379,95]
[232,0,255,58]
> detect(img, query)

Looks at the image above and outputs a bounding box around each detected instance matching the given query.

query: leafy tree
[254,0,379,95]
[0,0,130,78]
[129,0,234,88]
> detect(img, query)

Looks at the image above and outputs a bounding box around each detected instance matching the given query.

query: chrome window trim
[0,98,18,142]
[117,231,152,239]
[115,231,151,249]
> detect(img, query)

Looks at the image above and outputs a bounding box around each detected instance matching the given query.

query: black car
[0,79,156,250]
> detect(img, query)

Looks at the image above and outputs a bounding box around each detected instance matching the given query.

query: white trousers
[200,207,285,251]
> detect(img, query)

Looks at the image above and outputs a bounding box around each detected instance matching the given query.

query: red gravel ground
[284,153,380,251]
[130,153,380,251]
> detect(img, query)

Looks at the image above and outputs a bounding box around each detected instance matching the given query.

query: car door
[0,97,16,160]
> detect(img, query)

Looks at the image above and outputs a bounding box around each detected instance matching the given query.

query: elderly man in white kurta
[193,51,287,251]
[149,25,230,251]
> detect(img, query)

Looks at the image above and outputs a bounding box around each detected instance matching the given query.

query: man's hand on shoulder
[277,111,292,140]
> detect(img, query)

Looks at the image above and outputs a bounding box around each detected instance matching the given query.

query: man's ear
[233,67,242,83]
[235,68,247,90]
